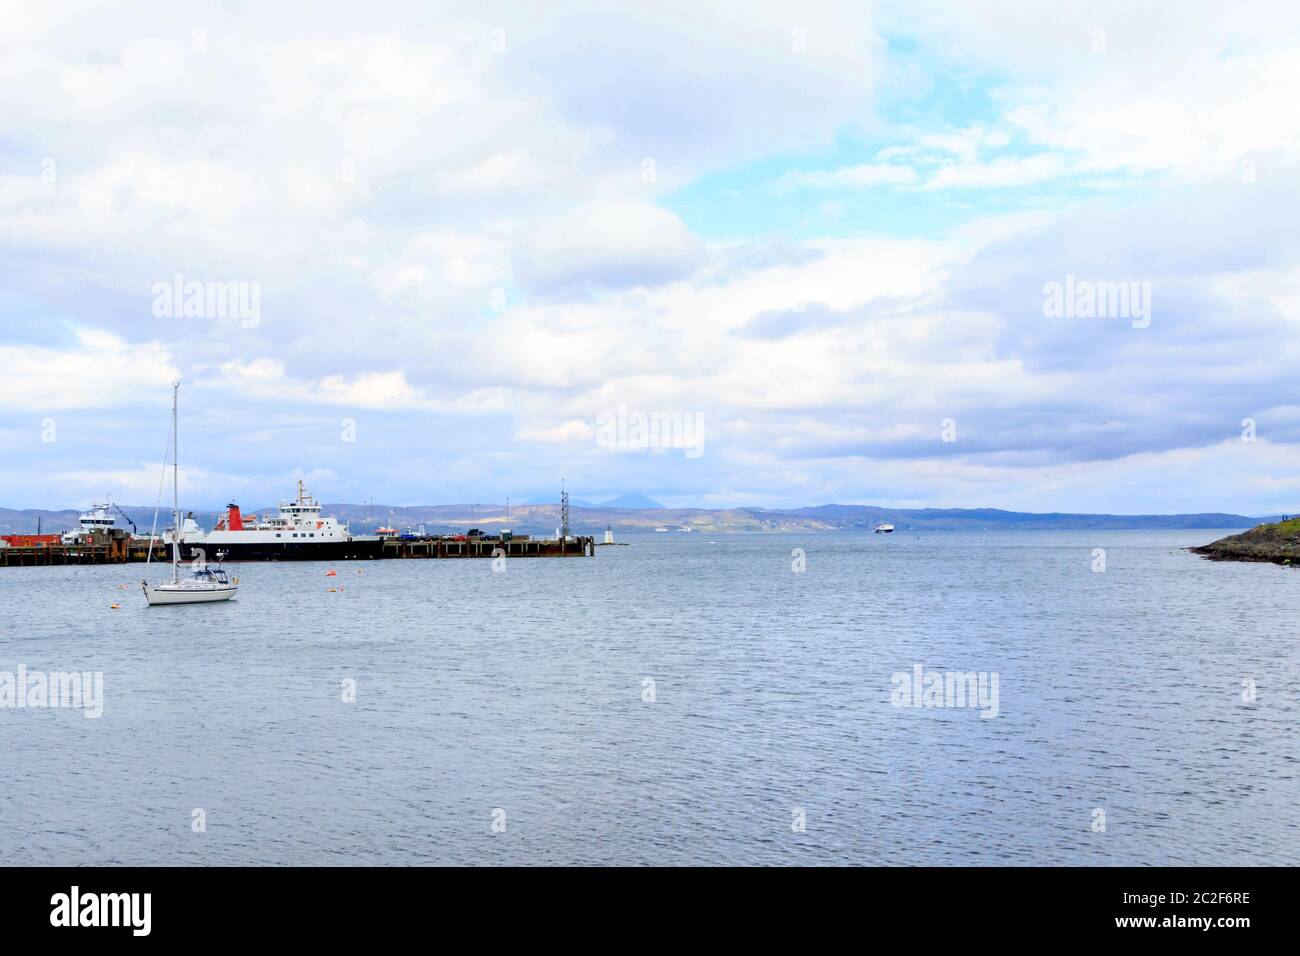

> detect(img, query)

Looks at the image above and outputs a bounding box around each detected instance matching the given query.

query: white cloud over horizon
[2,1,1299,516]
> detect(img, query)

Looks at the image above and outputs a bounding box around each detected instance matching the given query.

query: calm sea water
[1,530,1296,866]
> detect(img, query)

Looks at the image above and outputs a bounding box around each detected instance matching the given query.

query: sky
[2,0,1299,514]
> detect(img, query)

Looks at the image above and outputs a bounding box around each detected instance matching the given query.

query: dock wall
[0,531,595,567]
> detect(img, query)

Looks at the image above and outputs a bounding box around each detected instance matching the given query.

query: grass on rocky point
[1258,517,1300,535]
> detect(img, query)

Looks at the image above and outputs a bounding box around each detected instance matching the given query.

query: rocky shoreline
[1190,518,1300,567]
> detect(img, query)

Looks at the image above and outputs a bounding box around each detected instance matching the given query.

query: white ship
[62,502,117,543]
[874,523,895,533]
[175,481,382,562]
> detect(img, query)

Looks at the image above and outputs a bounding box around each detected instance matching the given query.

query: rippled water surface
[1,530,1297,865]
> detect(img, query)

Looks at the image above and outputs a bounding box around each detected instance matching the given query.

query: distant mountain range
[523,493,664,509]
[0,501,1272,536]
[597,493,665,509]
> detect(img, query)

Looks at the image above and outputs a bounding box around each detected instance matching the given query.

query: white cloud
[922,153,1069,190]
[516,200,705,292]
[515,420,595,443]
[4,1,1300,514]
[876,126,1011,164]
[887,1,1300,180]
[438,150,571,197]
[205,359,512,412]
[0,330,178,410]
[775,163,919,190]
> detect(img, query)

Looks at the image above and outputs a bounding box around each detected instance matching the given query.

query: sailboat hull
[142,583,238,606]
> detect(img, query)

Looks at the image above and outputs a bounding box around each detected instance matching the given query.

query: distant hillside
[1,502,1271,536]
[0,508,80,535]
[519,493,661,508]
[783,504,1269,531]
[0,506,223,537]
[599,493,664,509]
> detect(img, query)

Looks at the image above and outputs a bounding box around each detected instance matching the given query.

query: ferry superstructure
[175,481,382,561]
[62,502,117,543]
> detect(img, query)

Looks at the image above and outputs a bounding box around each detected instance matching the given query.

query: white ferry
[874,523,895,534]
[62,502,118,543]
[175,481,382,562]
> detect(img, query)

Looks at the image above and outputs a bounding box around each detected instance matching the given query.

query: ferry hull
[173,539,384,562]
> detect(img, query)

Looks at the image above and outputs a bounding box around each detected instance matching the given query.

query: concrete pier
[381,535,595,559]
[0,530,595,566]
[0,531,167,567]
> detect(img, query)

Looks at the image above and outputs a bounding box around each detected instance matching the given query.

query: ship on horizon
[174,481,383,562]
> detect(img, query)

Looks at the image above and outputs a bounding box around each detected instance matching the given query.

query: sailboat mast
[172,381,180,582]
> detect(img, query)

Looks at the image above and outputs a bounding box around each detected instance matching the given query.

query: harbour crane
[111,501,138,535]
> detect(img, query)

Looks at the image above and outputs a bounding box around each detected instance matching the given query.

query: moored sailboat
[142,382,238,606]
